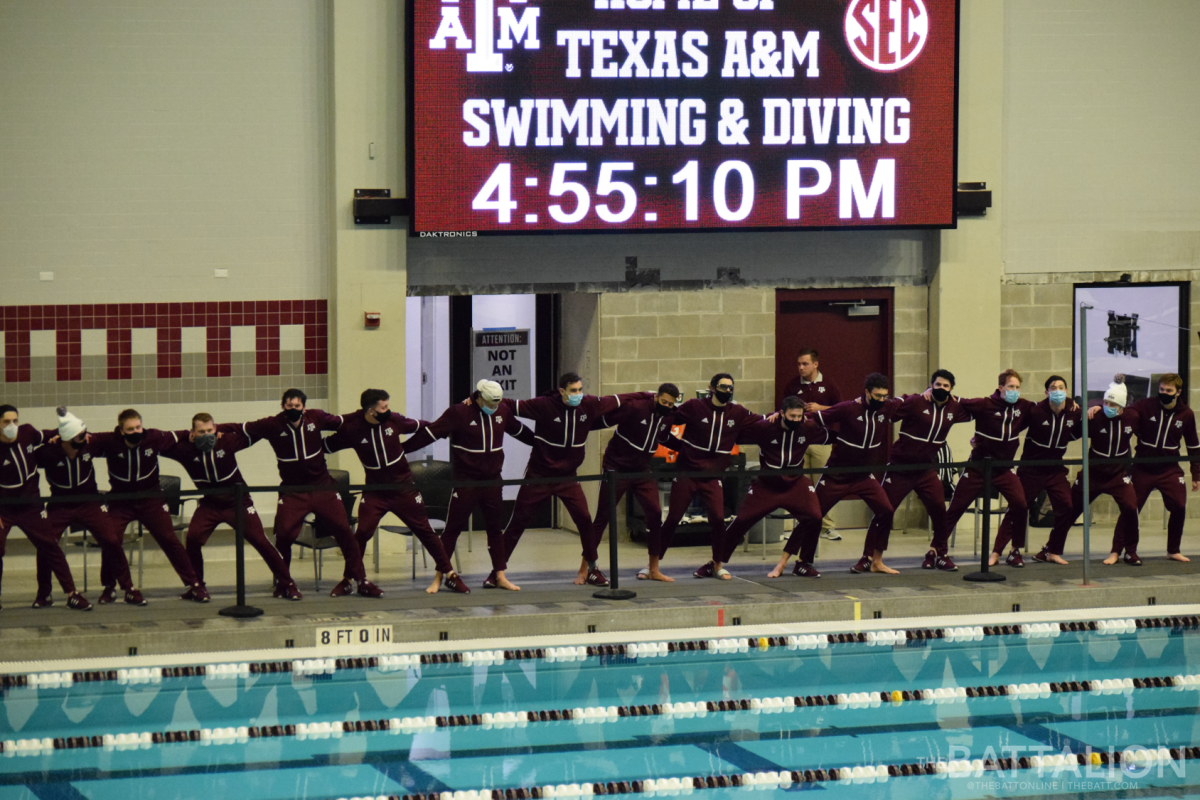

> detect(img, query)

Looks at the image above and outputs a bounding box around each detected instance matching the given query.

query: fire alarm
[364,312,381,329]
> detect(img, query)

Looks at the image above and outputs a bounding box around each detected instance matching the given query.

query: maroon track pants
[1041,469,1139,556]
[502,478,596,565]
[355,489,454,575]
[811,474,894,559]
[1112,467,1190,555]
[660,477,727,562]
[726,477,820,564]
[591,477,662,562]
[443,485,506,572]
[39,502,129,596]
[273,490,365,583]
[1,505,76,597]
[863,468,946,554]
[107,497,199,587]
[994,469,1073,553]
[186,498,290,584]
[938,467,1028,555]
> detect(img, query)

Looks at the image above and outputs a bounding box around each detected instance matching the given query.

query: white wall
[1004,0,1200,275]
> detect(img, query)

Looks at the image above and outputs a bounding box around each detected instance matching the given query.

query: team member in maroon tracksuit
[1037,380,1143,565]
[659,374,764,581]
[1109,373,1200,561]
[241,389,382,598]
[721,397,831,577]
[162,412,300,600]
[324,389,468,595]
[863,370,971,572]
[502,374,646,587]
[799,373,902,576]
[35,408,137,606]
[592,383,679,583]
[90,409,208,602]
[403,380,524,590]
[992,376,1081,566]
[0,405,90,611]
[780,348,844,541]
[938,370,1037,562]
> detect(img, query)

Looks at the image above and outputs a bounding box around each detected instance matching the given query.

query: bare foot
[426,572,443,594]
[496,576,521,591]
[767,556,789,578]
[1170,553,1191,562]
[988,552,1000,567]
[1102,553,1119,565]
[1046,553,1069,565]
[573,566,588,586]
[870,560,899,575]
[646,569,675,582]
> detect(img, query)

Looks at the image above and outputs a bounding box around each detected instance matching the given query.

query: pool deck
[2,522,1198,662]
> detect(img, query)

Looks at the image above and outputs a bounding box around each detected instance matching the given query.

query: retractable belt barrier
[1,453,1195,612]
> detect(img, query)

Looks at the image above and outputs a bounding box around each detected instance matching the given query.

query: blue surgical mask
[1048,390,1067,405]
[1004,389,1020,404]
[1103,405,1119,418]
[565,393,583,407]
[480,404,496,416]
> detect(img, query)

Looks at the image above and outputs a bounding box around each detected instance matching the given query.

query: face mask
[1159,392,1177,407]
[283,408,304,423]
[1048,390,1067,405]
[373,409,391,423]
[653,403,672,416]
[867,397,886,411]
[713,388,734,404]
[1,423,16,440]
[194,433,217,453]
[1004,389,1020,404]
[123,431,144,445]
[1103,405,1119,419]
[565,394,583,408]
[783,417,803,431]
[931,388,950,403]
[480,404,496,416]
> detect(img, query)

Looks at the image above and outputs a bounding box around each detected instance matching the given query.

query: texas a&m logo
[428,0,541,73]
[844,0,929,73]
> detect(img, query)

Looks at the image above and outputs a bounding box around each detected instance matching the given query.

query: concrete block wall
[599,289,778,414]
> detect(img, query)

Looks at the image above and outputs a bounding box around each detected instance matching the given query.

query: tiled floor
[1,520,1197,662]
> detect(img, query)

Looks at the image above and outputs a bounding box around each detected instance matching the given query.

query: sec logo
[845,0,930,73]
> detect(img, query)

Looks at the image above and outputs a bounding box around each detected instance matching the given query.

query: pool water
[4,621,1200,800]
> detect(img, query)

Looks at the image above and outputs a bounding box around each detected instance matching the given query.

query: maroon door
[774,288,894,409]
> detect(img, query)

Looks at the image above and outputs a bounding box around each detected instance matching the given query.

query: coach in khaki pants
[781,348,842,539]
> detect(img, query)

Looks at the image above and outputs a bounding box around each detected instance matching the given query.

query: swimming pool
[4,608,1200,800]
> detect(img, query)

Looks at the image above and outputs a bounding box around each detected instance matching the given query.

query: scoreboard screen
[411,0,958,234]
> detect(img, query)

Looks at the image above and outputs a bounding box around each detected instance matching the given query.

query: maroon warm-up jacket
[403,400,521,481]
[1126,398,1200,480]
[509,392,644,476]
[91,428,178,494]
[665,397,763,473]
[1085,406,1142,481]
[324,410,421,486]
[780,374,842,408]
[959,390,1037,462]
[1018,398,1082,474]
[37,436,104,499]
[598,394,674,472]
[888,394,970,465]
[0,424,46,502]
[737,416,832,489]
[161,428,253,508]
[816,396,904,471]
[242,409,343,487]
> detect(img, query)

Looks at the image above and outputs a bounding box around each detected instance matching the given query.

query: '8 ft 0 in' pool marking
[316,625,394,646]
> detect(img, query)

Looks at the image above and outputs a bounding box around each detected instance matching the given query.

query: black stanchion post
[220,483,265,618]
[964,457,1005,583]
[593,470,636,600]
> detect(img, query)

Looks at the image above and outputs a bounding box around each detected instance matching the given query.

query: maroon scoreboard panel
[411,0,958,234]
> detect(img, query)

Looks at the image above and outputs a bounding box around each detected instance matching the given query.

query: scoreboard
[411,0,958,234]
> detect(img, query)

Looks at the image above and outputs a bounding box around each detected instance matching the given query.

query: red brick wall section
[1,301,328,383]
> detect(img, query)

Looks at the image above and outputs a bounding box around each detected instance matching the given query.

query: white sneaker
[820,529,842,541]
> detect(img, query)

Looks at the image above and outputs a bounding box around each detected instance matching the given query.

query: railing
[1,453,1194,616]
